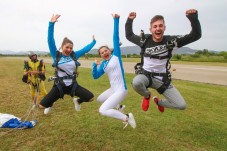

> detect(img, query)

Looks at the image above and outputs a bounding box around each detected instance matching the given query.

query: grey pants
[132,74,186,110]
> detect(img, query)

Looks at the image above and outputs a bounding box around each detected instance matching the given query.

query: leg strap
[70,81,78,97]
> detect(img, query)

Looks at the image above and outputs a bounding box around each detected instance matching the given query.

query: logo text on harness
[145,45,167,55]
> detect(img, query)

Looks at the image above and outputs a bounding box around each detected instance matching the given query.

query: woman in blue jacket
[39,14,96,114]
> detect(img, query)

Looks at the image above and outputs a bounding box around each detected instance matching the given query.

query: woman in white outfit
[92,14,136,129]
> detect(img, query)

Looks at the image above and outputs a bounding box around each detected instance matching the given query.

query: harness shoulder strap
[134,30,151,74]
[56,51,62,65]
[155,38,177,94]
[38,59,45,71]
[38,59,46,81]
[140,30,151,54]
[140,30,151,62]
[24,60,29,71]
[69,52,80,78]
[52,51,62,68]
[70,52,80,66]
[22,60,29,83]
[70,51,76,60]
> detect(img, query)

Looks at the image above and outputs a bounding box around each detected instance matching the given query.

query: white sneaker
[73,98,81,111]
[126,113,136,129]
[116,104,126,113]
[30,120,38,126]
[44,107,51,115]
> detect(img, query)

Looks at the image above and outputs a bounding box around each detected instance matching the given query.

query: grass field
[0,58,227,151]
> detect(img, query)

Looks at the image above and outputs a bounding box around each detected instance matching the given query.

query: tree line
[1,49,227,62]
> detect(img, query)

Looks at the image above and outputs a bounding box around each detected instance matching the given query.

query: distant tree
[224,54,227,59]
[195,50,203,55]
[127,54,131,58]
[219,51,227,56]
[196,49,217,56]
[191,53,200,58]
[172,54,182,60]
[203,49,209,55]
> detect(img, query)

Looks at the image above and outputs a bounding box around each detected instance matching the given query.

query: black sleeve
[176,13,202,48]
[125,18,141,46]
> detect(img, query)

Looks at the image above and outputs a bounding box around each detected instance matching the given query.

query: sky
[0,0,227,52]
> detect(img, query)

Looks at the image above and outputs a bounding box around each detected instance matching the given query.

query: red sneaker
[142,95,150,111]
[153,96,164,113]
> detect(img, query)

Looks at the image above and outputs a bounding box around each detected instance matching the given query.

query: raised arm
[75,35,96,59]
[47,14,61,60]
[112,14,121,57]
[176,9,202,48]
[125,12,141,46]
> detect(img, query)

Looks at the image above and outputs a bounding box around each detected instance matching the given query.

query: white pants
[97,88,128,121]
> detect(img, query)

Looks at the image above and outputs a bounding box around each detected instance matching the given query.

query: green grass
[179,55,227,63]
[0,58,227,151]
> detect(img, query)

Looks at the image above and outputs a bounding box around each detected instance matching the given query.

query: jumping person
[125,9,202,112]
[92,14,136,129]
[23,51,47,105]
[39,14,96,114]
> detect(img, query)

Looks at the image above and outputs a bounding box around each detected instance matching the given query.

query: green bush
[172,54,182,60]
[224,54,227,59]
[191,53,200,58]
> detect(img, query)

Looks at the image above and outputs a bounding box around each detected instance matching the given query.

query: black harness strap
[156,78,171,94]
[22,61,30,83]
[155,40,174,94]
[37,59,46,81]
[149,55,170,59]
[139,30,146,65]
[134,30,151,74]
[70,82,78,97]
[143,70,171,94]
[52,51,79,98]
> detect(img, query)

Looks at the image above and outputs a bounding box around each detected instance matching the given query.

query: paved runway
[78,60,227,86]
[6,57,227,86]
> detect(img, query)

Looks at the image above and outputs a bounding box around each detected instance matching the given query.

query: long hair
[59,37,73,50]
